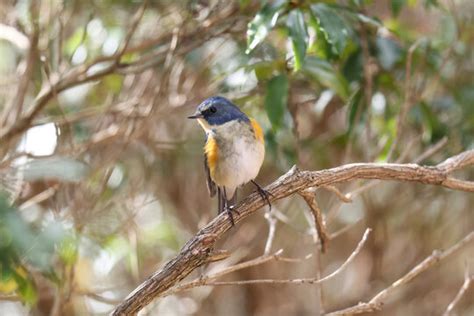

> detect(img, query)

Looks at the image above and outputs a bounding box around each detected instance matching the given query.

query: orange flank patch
[205,136,218,178]
[250,118,264,144]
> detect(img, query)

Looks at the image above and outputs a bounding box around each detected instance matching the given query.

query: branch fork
[112,150,474,315]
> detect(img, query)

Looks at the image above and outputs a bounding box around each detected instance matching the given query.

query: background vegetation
[0,0,473,315]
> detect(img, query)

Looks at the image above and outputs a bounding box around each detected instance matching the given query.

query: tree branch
[0,4,241,144]
[443,265,473,316]
[112,150,474,315]
[325,230,474,315]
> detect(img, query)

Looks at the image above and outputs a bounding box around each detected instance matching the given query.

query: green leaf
[246,0,286,54]
[303,56,349,100]
[310,4,350,56]
[265,74,289,131]
[307,14,336,60]
[346,88,363,135]
[391,0,407,17]
[343,48,363,82]
[287,9,308,71]
[418,102,448,142]
[251,61,277,81]
[13,269,37,305]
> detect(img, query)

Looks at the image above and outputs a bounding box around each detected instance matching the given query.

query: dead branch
[184,228,370,288]
[0,4,241,144]
[325,230,474,315]
[443,265,473,316]
[111,150,474,315]
[299,188,330,252]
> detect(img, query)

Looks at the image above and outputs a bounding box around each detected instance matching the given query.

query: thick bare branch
[111,150,474,315]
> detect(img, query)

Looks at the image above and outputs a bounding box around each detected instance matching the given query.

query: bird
[188,96,271,225]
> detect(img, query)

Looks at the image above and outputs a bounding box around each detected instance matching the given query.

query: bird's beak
[187,111,203,119]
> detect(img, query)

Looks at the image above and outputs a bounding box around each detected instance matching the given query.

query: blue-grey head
[188,96,249,126]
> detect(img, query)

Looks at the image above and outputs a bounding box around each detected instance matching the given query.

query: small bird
[188,96,271,225]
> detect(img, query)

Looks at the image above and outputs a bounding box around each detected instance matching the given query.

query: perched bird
[188,96,271,225]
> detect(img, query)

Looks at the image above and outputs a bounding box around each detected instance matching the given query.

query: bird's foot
[224,205,240,226]
[251,180,273,211]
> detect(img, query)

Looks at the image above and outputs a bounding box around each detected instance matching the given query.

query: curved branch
[112,150,474,315]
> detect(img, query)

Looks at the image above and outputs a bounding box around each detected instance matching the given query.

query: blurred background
[0,0,473,315]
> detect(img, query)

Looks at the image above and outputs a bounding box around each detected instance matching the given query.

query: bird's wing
[204,148,217,198]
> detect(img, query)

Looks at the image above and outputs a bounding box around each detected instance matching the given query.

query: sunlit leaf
[265,74,288,131]
[303,56,349,100]
[310,4,351,56]
[104,74,124,93]
[251,61,277,81]
[13,268,37,305]
[246,0,286,54]
[307,14,334,60]
[287,9,308,71]
[58,234,78,265]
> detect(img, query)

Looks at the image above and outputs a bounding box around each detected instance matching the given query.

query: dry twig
[443,266,473,316]
[299,188,330,252]
[325,230,474,315]
[195,228,371,287]
[112,150,474,315]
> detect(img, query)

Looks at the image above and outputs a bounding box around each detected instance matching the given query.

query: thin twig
[325,230,474,315]
[443,266,473,316]
[161,249,285,297]
[327,137,447,222]
[413,136,448,164]
[1,1,39,125]
[200,228,371,287]
[112,150,474,315]
[115,0,148,61]
[0,4,242,143]
[263,210,278,255]
[163,229,369,295]
[321,185,352,203]
[386,39,424,161]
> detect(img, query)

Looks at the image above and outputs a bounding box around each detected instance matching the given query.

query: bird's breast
[206,119,265,189]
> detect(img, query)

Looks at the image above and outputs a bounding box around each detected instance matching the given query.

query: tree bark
[112,150,474,315]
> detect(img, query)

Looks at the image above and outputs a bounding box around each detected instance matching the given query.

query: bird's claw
[251,180,273,211]
[224,205,240,226]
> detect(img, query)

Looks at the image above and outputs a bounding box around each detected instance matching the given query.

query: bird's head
[188,96,249,131]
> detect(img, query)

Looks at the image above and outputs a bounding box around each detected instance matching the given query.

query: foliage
[0,0,472,315]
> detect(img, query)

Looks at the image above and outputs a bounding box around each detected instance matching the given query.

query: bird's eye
[209,106,217,113]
